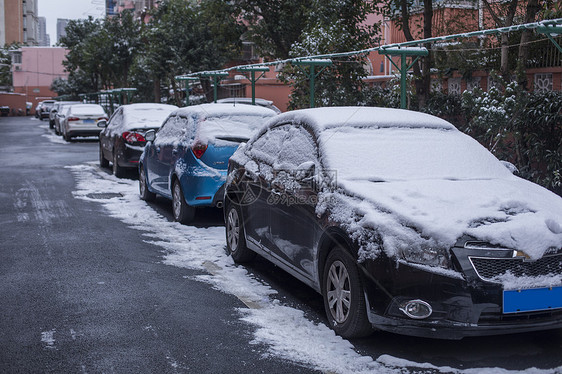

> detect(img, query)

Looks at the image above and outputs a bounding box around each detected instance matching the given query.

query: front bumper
[361,248,562,339]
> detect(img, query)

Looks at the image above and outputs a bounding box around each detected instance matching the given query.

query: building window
[363,59,373,76]
[12,52,22,64]
[430,79,442,93]
[467,77,481,91]
[534,73,553,92]
[448,78,461,95]
[241,42,258,61]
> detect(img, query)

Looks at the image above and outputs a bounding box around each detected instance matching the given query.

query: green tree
[234,0,312,59]
[281,0,380,109]
[142,0,245,103]
[59,17,104,91]
[0,43,19,88]
[59,12,142,93]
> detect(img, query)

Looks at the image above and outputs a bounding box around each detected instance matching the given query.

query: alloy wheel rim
[172,183,181,219]
[326,260,351,324]
[140,169,146,195]
[227,208,239,251]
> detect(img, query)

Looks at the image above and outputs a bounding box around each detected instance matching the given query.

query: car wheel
[63,132,71,142]
[139,167,156,202]
[112,151,125,178]
[225,203,255,263]
[99,143,109,168]
[322,247,373,339]
[49,120,54,129]
[172,180,195,224]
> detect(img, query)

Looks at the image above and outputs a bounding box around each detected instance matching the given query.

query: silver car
[60,104,108,141]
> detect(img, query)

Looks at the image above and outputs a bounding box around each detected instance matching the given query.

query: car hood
[337,177,562,260]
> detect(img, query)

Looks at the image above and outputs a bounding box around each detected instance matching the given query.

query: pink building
[11,47,69,111]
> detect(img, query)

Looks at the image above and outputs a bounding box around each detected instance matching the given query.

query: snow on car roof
[172,103,278,118]
[270,106,455,131]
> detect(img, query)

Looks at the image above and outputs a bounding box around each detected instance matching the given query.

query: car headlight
[400,246,451,268]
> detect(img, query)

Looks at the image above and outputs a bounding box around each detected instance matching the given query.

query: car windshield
[321,127,512,181]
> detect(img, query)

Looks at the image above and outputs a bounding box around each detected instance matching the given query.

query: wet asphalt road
[0,116,317,373]
[1,116,562,373]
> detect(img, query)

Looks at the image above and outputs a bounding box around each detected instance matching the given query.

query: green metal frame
[536,25,562,53]
[292,59,333,108]
[175,76,199,106]
[199,72,229,103]
[169,18,561,108]
[237,66,270,105]
[378,47,428,109]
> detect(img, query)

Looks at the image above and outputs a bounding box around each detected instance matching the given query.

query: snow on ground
[67,162,561,374]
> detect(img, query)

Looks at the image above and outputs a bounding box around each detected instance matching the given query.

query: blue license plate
[84,119,95,124]
[503,286,562,313]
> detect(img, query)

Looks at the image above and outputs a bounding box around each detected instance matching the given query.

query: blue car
[139,103,277,223]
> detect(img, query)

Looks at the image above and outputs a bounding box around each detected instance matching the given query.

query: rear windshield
[70,105,106,116]
[196,114,272,145]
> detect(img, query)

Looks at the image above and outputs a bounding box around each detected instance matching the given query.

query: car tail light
[98,116,108,121]
[67,116,80,122]
[122,131,146,144]
[191,142,208,159]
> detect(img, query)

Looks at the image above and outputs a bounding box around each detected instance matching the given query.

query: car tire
[172,180,195,224]
[322,247,373,339]
[63,131,71,142]
[49,120,54,129]
[112,151,125,178]
[225,203,255,263]
[139,167,156,202]
[99,143,109,168]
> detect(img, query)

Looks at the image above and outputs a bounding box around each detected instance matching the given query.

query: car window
[248,124,317,168]
[107,108,124,135]
[155,116,193,146]
[108,108,123,127]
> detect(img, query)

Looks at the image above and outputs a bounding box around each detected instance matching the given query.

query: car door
[149,115,191,196]
[241,125,290,254]
[267,124,320,281]
[101,107,123,161]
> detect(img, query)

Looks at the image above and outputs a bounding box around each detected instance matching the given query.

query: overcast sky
[38,0,105,46]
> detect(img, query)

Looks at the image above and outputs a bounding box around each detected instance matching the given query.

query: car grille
[469,252,562,281]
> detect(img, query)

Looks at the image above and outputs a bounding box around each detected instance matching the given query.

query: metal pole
[251,70,256,105]
[213,76,219,103]
[401,57,407,109]
[310,65,316,108]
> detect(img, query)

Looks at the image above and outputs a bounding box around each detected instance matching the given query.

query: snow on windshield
[196,114,273,145]
[70,105,106,116]
[124,105,176,129]
[320,127,512,182]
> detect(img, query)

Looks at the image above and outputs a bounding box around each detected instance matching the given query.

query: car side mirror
[500,160,519,175]
[295,161,316,182]
[97,120,108,128]
[145,130,156,142]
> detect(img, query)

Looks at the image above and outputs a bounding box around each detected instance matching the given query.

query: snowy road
[2,116,562,373]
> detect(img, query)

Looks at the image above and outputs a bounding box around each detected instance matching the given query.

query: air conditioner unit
[14,66,21,71]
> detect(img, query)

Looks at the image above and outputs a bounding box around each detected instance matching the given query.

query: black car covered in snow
[223,106,562,339]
